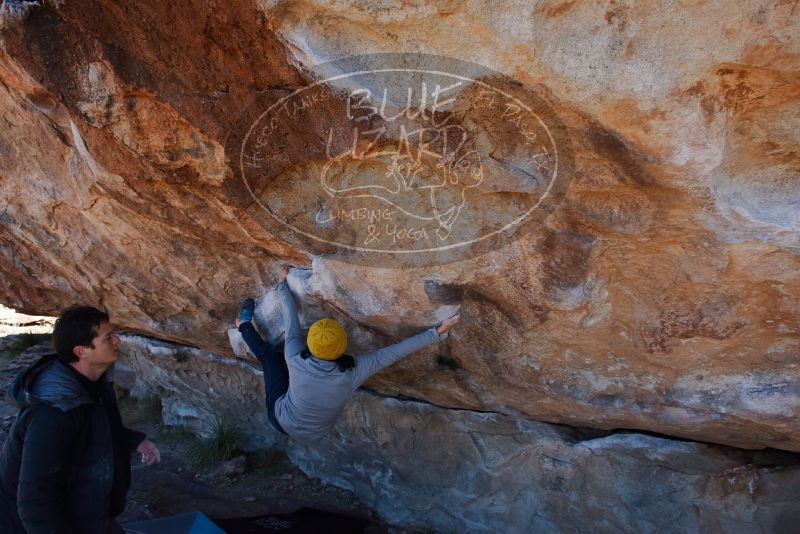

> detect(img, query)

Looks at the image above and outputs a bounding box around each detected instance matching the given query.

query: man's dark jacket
[0,354,145,533]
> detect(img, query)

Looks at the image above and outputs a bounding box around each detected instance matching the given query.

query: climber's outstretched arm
[350,314,460,388]
[277,266,305,359]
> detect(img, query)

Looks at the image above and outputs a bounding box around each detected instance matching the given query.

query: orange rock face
[0,0,798,451]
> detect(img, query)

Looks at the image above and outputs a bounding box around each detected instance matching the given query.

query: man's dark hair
[52,305,109,363]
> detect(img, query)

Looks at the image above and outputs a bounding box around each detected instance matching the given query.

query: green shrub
[0,333,51,364]
[14,333,50,351]
[189,417,242,469]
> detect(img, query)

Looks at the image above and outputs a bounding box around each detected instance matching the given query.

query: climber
[0,305,160,534]
[236,266,459,444]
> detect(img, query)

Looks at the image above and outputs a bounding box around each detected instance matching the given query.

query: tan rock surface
[0,0,799,452]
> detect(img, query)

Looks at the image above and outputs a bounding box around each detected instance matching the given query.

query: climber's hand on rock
[437,314,460,336]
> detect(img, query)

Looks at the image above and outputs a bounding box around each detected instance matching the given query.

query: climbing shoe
[238,297,255,324]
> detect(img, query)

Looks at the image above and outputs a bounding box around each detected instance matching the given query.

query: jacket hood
[6,354,96,412]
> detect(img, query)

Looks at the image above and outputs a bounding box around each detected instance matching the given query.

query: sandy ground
[118,416,393,533]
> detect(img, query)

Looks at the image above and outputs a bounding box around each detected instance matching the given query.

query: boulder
[120,334,800,533]
[0,0,798,454]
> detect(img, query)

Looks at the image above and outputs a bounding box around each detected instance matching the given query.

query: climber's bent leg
[239,321,289,434]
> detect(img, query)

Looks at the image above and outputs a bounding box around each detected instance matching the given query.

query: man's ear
[72,346,85,359]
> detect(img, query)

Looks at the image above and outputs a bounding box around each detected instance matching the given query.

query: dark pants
[239,322,288,434]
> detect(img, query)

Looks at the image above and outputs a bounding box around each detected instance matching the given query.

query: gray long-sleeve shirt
[273,282,443,444]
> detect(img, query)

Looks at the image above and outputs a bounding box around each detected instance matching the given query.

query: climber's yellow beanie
[307,318,347,361]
